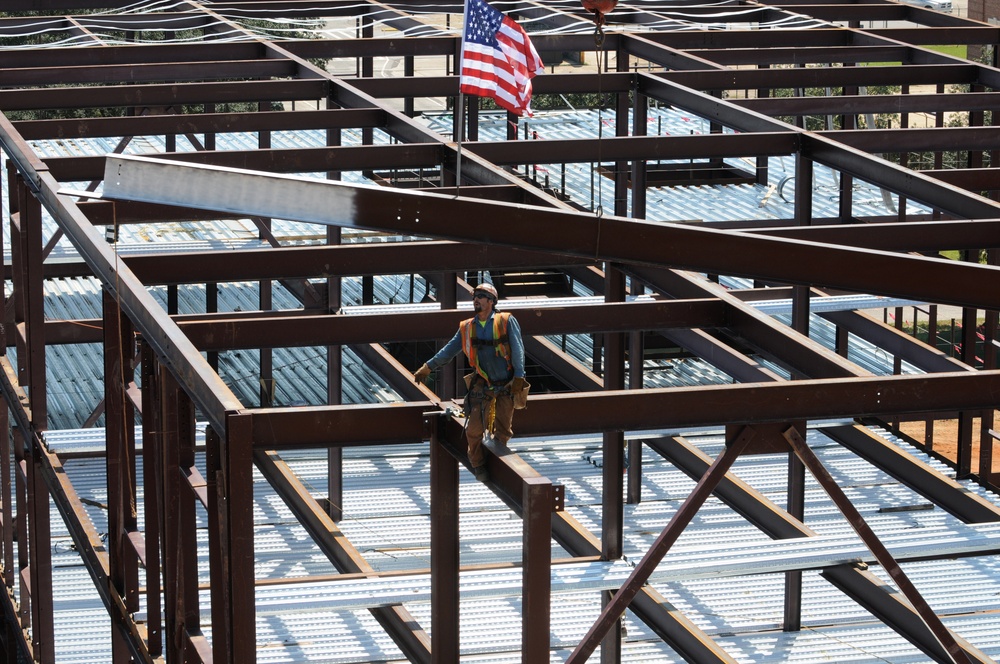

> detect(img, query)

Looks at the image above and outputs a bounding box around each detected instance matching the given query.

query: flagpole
[456,0,470,197]
[456,92,464,196]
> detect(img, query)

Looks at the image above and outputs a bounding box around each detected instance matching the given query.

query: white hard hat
[474,283,498,301]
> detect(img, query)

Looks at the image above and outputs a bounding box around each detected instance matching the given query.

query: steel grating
[3,0,1000,662]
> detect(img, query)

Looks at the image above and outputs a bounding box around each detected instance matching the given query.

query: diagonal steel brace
[782,425,971,664]
[566,425,757,663]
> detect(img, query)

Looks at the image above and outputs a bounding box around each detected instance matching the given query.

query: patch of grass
[925,44,968,59]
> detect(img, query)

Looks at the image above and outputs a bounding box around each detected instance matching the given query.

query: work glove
[511,376,527,393]
[413,363,431,384]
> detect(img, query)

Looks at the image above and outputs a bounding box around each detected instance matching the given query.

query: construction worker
[413,283,527,481]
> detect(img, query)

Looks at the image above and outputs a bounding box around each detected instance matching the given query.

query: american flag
[459,0,544,116]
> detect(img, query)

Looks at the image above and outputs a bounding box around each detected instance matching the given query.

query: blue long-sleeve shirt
[427,311,525,384]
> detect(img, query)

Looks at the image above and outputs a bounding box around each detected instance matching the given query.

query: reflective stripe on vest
[460,311,512,381]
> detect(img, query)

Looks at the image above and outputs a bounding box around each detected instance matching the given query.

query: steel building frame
[2,0,1000,662]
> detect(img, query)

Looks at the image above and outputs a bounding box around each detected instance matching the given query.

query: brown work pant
[465,392,514,468]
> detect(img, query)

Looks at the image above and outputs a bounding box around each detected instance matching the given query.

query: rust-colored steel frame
[2,0,1000,662]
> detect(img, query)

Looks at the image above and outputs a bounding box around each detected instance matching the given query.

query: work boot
[473,465,490,482]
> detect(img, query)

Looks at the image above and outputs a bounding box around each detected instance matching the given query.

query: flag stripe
[460,0,543,116]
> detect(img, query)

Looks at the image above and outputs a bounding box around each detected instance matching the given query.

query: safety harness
[460,311,513,381]
[460,311,513,434]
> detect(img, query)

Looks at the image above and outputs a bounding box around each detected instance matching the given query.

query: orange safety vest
[460,311,512,381]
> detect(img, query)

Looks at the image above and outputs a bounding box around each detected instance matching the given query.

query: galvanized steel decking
[3,0,1000,662]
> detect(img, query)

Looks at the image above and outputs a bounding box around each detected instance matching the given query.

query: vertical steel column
[602,265,626,662]
[627,281,644,506]
[429,413,460,662]
[785,252,810,630]
[981,309,998,484]
[835,325,849,358]
[0,395,16,663]
[957,257,979,478]
[362,276,374,305]
[630,91,647,221]
[0,397,11,592]
[205,425,228,662]
[159,371,206,661]
[13,428,28,635]
[602,266,626,558]
[467,97,479,142]
[968,84,984,169]
[327,224,344,522]
[12,177,46,429]
[139,342,163,657]
[980,249,998,483]
[103,290,139,663]
[783,433,805,632]
[361,9,374,148]
[955,300,978,479]
[326,114,344,522]
[441,274,458,399]
[404,57,415,117]
[926,303,939,450]
[756,66,770,185]
[221,413,256,664]
[614,43,629,218]
[8,166,25,389]
[206,282,219,371]
[522,477,554,662]
[23,426,54,662]
[258,130,274,411]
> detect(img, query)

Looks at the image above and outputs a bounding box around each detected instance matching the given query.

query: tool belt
[462,374,530,415]
[463,374,508,403]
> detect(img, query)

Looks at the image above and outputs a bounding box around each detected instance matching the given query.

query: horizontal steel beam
[740,94,1000,118]
[0,79,329,113]
[868,26,1000,44]
[177,299,725,349]
[468,132,800,165]
[0,40,264,67]
[0,59,298,87]
[248,371,1000,446]
[47,143,447,181]
[352,73,634,99]
[653,63,980,92]
[511,370,1000,438]
[250,402,435,447]
[50,132,800,182]
[124,241,590,284]
[102,154,1000,311]
[824,126,1000,152]
[750,219,1000,252]
[924,168,1000,191]
[688,44,910,67]
[14,109,387,141]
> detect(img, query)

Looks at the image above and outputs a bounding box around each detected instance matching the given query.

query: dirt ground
[896,413,1000,475]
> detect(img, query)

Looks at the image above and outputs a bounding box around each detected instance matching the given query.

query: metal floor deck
[40,424,1000,663]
